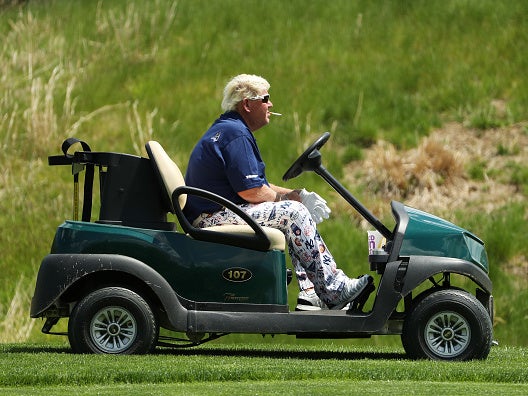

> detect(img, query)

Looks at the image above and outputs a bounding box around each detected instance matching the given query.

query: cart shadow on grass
[3,344,407,360]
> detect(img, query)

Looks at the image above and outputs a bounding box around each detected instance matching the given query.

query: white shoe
[328,275,373,310]
[295,289,328,311]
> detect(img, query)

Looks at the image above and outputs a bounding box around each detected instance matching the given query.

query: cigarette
[270,112,282,116]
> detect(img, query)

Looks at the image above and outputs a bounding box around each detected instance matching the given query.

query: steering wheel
[282,132,331,181]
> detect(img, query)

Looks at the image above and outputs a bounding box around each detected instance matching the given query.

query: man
[183,74,371,310]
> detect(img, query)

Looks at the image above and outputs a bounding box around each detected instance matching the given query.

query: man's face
[244,91,273,131]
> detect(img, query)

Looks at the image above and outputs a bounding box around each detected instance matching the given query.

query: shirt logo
[245,174,258,179]
[211,132,221,142]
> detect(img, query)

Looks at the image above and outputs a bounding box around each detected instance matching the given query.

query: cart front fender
[401,256,493,296]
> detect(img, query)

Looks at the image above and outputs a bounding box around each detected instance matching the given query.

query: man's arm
[238,184,301,203]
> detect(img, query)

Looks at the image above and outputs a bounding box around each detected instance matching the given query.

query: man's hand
[276,189,302,202]
[299,189,331,224]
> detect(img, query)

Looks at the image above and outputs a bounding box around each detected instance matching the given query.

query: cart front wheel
[402,289,492,361]
[68,287,158,355]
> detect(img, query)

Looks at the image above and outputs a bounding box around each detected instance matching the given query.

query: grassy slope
[0,0,527,345]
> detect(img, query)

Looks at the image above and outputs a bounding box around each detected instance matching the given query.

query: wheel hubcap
[424,311,470,358]
[90,306,137,353]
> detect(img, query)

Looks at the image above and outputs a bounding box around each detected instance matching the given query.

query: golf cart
[30,133,494,360]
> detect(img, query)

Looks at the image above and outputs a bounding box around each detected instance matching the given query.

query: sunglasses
[247,94,270,103]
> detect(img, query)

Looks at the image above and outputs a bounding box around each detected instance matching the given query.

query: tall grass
[0,2,174,341]
[1,0,527,345]
[0,276,35,343]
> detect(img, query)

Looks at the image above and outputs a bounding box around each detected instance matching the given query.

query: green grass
[0,343,527,395]
[2,382,527,396]
[1,0,528,348]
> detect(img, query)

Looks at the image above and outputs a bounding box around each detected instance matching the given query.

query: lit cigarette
[270,112,282,116]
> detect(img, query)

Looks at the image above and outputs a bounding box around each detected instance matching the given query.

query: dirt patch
[346,121,528,217]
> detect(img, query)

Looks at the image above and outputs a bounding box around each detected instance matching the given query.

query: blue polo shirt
[183,111,269,222]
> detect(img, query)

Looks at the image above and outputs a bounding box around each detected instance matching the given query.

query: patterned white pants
[193,200,350,304]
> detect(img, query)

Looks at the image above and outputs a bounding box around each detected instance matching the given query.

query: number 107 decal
[222,267,252,282]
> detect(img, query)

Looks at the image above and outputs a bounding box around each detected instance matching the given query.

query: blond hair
[221,74,270,112]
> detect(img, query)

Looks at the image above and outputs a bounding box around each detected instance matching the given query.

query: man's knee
[283,200,310,220]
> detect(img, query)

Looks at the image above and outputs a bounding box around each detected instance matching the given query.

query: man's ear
[240,99,251,113]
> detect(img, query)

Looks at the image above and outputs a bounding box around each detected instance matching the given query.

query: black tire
[401,289,492,361]
[68,287,159,355]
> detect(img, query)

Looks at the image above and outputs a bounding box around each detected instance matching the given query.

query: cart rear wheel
[68,287,158,355]
[402,289,492,361]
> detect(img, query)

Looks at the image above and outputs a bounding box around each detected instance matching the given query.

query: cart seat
[145,141,285,251]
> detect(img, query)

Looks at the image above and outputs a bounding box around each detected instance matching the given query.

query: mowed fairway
[0,343,526,395]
